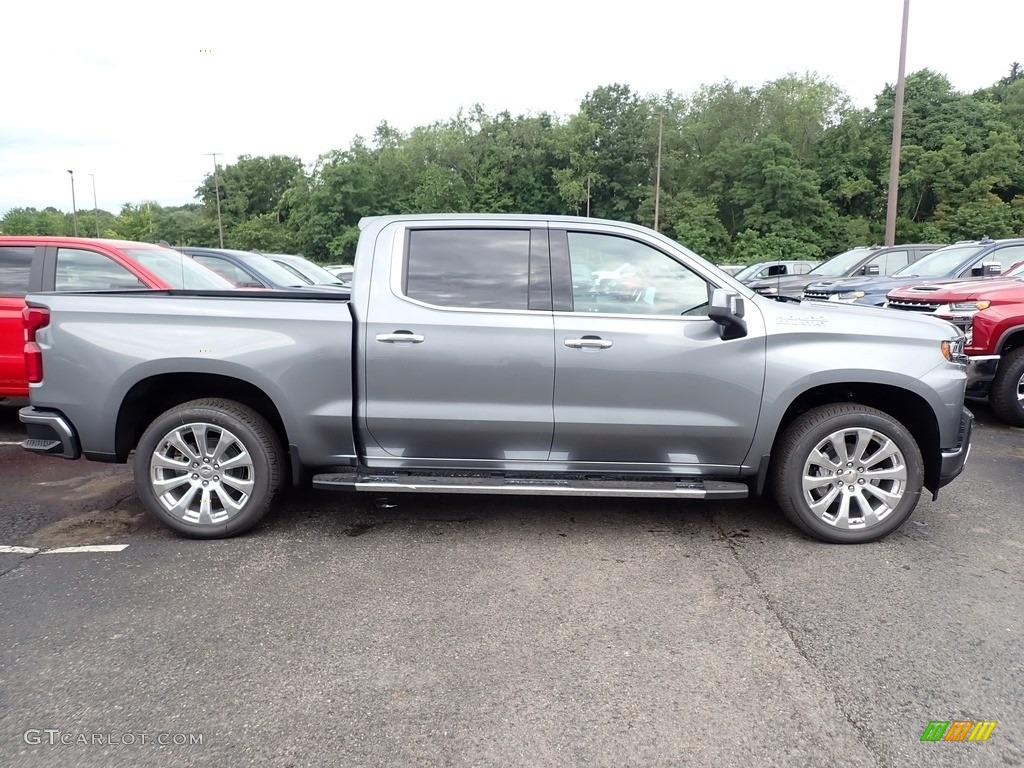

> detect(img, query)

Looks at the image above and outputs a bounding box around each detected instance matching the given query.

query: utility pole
[654,113,664,232]
[67,170,79,236]
[89,173,100,237]
[205,152,225,247]
[586,174,591,217]
[884,0,910,247]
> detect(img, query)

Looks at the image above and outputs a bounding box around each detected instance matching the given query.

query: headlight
[836,291,865,300]
[940,337,967,363]
[950,300,990,311]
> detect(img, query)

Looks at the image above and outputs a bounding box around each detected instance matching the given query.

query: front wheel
[133,398,283,539]
[772,404,924,543]
[989,347,1024,427]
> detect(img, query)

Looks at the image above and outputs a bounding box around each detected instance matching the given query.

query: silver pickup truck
[19,214,973,543]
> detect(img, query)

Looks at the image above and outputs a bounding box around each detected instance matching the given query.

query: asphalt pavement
[0,399,1020,767]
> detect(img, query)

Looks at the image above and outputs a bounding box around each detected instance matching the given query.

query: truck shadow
[263,487,793,544]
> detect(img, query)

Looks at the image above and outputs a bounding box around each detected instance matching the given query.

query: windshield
[806,248,873,277]
[892,245,985,278]
[241,253,314,287]
[270,255,346,285]
[733,263,764,281]
[274,261,316,285]
[123,248,234,289]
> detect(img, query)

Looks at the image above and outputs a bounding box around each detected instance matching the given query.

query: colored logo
[920,720,997,742]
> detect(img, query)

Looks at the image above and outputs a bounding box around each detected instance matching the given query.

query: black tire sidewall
[990,349,1024,426]
[134,403,278,538]
[779,408,924,543]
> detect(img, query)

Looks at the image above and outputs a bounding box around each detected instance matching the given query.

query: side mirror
[982,262,1001,277]
[708,289,748,340]
[240,281,265,289]
[863,264,881,276]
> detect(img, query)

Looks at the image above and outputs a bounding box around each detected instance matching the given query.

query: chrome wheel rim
[149,422,255,525]
[1016,370,1024,404]
[801,427,908,529]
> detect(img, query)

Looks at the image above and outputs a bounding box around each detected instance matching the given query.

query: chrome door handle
[564,337,613,349]
[376,332,425,344]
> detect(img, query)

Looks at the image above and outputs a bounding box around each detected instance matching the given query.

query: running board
[311,472,749,500]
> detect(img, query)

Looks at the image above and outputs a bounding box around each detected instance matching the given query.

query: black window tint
[55,248,143,291]
[0,246,34,295]
[405,229,530,310]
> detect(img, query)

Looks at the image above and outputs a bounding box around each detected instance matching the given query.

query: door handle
[376,332,425,344]
[564,337,613,350]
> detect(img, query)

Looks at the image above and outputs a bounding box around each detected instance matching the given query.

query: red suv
[1,237,231,398]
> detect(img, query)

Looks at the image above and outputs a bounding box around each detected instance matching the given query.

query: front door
[551,229,766,472]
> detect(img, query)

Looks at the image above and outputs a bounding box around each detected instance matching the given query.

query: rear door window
[55,248,144,291]
[404,229,531,310]
[0,246,34,295]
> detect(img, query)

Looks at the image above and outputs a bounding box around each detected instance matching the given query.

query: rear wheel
[989,348,1024,427]
[133,398,283,538]
[772,404,923,543]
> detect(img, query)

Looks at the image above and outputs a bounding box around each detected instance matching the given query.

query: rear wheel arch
[115,373,288,464]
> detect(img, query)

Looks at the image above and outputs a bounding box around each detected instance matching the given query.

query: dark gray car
[748,244,945,300]
[177,247,348,292]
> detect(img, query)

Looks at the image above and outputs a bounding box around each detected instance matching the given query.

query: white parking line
[0,544,128,555]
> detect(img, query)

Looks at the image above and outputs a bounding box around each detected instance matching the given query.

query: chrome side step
[311,471,749,499]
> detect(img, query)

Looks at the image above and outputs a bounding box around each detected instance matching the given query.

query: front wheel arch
[771,403,925,543]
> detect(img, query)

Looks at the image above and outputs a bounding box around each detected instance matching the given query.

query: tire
[989,348,1024,427]
[133,398,283,539]
[771,403,924,544]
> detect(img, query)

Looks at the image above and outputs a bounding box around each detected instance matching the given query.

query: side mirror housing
[708,289,748,340]
[863,264,881,276]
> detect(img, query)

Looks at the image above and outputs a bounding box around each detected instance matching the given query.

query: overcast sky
[1,0,1021,215]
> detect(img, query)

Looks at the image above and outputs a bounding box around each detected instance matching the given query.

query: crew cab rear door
[549,225,767,471]
[361,222,555,465]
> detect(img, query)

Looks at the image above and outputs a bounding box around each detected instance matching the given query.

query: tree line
[4,66,1023,264]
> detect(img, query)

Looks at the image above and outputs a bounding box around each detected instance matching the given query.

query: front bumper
[19,406,81,459]
[936,407,974,493]
[965,355,999,393]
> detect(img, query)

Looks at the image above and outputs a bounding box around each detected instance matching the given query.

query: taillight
[23,306,50,384]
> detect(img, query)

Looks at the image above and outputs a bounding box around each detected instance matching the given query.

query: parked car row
[0,236,350,398]
[768,237,1024,427]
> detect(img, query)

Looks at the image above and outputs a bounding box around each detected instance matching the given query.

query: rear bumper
[936,407,973,492]
[19,406,81,459]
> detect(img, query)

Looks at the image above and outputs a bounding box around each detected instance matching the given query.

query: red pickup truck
[886,270,1024,425]
[0,237,231,399]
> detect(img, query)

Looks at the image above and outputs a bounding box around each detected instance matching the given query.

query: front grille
[887,299,941,313]
[802,290,831,301]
